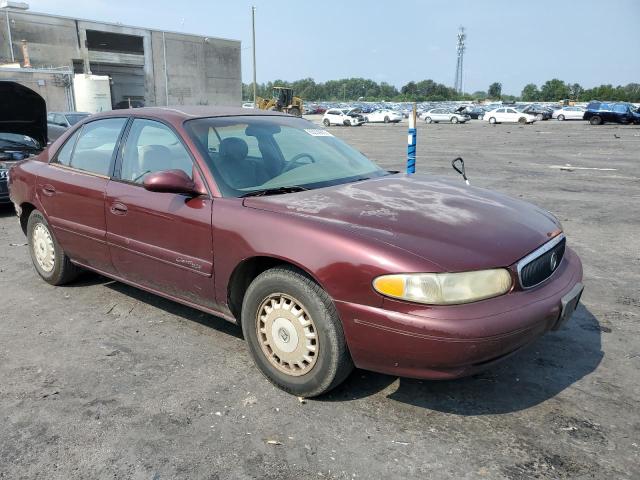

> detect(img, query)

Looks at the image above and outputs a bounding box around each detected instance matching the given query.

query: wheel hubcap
[256,293,318,376]
[32,223,55,273]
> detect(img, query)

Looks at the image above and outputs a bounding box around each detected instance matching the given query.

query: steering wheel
[283,153,316,172]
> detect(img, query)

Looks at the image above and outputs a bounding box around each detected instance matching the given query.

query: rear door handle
[110,202,128,215]
[42,184,56,196]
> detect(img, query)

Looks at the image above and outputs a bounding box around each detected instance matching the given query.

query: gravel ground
[1,117,639,479]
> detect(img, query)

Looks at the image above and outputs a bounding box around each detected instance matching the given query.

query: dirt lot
[1,118,639,479]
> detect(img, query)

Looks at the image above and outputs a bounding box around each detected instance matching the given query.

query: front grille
[518,235,566,289]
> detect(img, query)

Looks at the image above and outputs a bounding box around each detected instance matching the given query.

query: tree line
[243,78,640,103]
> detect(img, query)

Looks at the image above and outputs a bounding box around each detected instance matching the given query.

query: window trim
[49,117,130,178]
[111,116,212,198]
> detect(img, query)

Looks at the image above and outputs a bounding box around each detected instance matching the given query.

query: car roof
[88,106,290,123]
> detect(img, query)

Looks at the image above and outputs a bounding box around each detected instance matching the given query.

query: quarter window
[120,119,193,183]
[69,118,126,176]
[55,129,80,166]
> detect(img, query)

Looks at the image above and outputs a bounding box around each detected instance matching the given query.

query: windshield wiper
[240,185,309,197]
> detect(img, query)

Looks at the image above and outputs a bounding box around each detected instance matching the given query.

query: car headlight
[373,269,513,305]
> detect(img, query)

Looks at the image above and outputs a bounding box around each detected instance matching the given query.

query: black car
[468,106,488,119]
[584,101,640,125]
[517,104,553,121]
[0,82,47,204]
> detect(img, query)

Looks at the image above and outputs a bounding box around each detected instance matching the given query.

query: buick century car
[8,107,583,397]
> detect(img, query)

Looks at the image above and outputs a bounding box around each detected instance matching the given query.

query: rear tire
[344,120,351,127]
[241,267,354,397]
[536,113,543,121]
[557,114,565,121]
[384,116,390,123]
[288,107,301,117]
[364,116,369,123]
[589,115,603,125]
[27,210,80,286]
[518,117,527,124]
[323,118,330,127]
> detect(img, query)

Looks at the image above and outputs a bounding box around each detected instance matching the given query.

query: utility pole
[454,26,466,95]
[251,6,257,107]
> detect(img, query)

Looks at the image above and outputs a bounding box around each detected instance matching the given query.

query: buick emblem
[549,252,558,271]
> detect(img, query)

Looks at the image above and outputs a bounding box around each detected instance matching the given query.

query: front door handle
[110,202,128,215]
[42,184,56,196]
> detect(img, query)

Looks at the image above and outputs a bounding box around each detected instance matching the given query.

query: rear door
[37,117,127,274]
[105,118,216,309]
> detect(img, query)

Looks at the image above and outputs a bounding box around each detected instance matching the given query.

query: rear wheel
[536,113,543,121]
[344,120,351,127]
[27,210,80,285]
[241,267,353,397]
[425,116,432,124]
[384,116,390,123]
[323,118,330,127]
[589,115,603,125]
[557,114,565,121]
[450,116,459,124]
[364,116,369,123]
[518,117,527,124]
[288,107,301,117]
[489,117,497,124]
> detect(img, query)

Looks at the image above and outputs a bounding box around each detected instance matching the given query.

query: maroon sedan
[8,107,583,397]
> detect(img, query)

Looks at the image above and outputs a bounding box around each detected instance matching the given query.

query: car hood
[0,81,47,148]
[243,174,562,272]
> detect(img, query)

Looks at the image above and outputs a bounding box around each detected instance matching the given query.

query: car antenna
[452,157,470,185]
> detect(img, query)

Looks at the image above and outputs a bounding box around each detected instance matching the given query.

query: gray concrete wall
[1,9,241,108]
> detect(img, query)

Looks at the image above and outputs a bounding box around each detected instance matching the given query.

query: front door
[37,117,128,274]
[105,118,216,309]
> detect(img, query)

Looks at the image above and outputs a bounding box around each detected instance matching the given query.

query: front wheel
[425,116,432,124]
[450,116,459,124]
[288,107,301,117]
[489,117,497,124]
[557,114,565,121]
[27,210,80,285]
[241,267,353,397]
[323,118,330,127]
[536,113,543,121]
[518,117,527,124]
[384,116,390,123]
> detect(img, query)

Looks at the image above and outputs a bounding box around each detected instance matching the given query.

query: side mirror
[143,169,197,195]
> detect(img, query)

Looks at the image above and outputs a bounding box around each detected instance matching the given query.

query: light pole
[252,6,257,107]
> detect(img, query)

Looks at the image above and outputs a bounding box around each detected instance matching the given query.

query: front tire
[27,210,80,285]
[384,116,390,123]
[288,107,301,117]
[425,116,432,124]
[536,113,543,121]
[323,118,330,127]
[450,116,459,124]
[557,114,565,121]
[489,117,497,124]
[518,117,527,124]
[241,267,353,397]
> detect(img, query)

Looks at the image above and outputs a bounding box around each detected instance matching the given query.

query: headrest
[219,137,249,161]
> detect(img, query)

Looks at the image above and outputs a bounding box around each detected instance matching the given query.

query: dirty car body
[8,106,584,396]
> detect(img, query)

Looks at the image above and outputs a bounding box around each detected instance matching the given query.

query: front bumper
[0,178,9,204]
[336,247,583,379]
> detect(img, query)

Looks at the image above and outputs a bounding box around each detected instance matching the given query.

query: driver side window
[120,119,193,184]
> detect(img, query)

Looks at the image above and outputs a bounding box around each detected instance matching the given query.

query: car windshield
[0,132,40,149]
[185,116,388,197]
[65,113,89,125]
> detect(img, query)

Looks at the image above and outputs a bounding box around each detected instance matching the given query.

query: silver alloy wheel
[32,223,55,273]
[256,293,319,376]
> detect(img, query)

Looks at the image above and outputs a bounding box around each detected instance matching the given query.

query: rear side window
[69,118,127,176]
[613,104,628,113]
[55,129,80,166]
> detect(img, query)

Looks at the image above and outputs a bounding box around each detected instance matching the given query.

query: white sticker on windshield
[305,129,333,137]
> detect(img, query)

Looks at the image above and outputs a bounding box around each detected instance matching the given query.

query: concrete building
[0,2,241,111]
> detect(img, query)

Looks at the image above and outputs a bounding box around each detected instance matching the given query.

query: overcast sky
[27,0,640,95]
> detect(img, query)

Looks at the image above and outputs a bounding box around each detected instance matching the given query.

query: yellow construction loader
[255,87,303,117]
